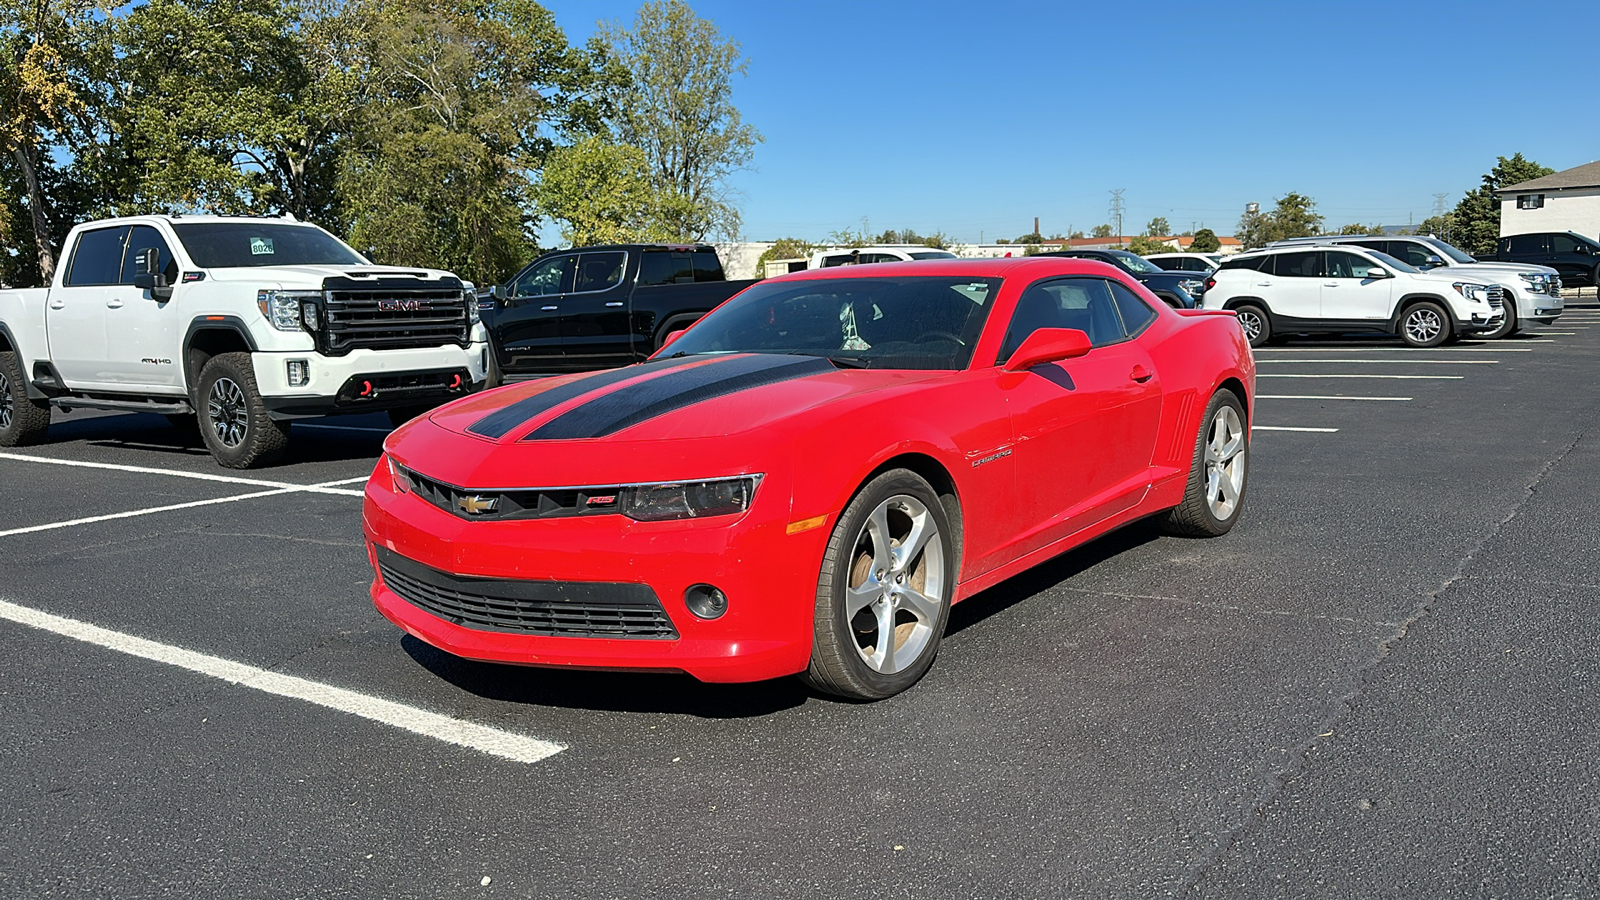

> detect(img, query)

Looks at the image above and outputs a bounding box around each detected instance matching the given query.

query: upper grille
[400,465,624,521]
[1487,286,1505,310]
[375,546,677,639]
[320,284,469,357]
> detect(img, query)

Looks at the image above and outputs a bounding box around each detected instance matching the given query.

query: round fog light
[684,584,728,620]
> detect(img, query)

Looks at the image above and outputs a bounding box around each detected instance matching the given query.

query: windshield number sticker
[250,237,275,256]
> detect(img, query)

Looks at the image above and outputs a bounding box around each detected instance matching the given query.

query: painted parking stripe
[1256,395,1412,401]
[1251,426,1339,433]
[0,598,564,764]
[0,477,365,538]
[1257,374,1464,380]
[0,451,365,496]
[1254,359,1498,365]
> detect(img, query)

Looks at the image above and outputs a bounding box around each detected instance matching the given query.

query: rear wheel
[1398,300,1451,348]
[196,352,288,468]
[1162,390,1248,537]
[0,351,50,447]
[1233,303,1270,348]
[803,469,955,701]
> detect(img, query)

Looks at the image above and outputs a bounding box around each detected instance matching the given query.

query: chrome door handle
[604,301,624,307]
[1130,365,1153,383]
[49,301,65,309]
[541,305,558,311]
[107,299,124,308]
[1322,282,1339,287]
[1255,281,1272,286]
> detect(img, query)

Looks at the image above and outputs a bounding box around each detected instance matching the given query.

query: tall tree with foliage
[536,135,682,246]
[1090,224,1113,238]
[1449,153,1554,256]
[1189,228,1220,253]
[1144,216,1170,237]
[1238,192,1324,248]
[1127,235,1170,256]
[753,236,815,277]
[600,0,760,241]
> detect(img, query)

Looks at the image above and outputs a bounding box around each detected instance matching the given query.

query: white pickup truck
[0,215,488,467]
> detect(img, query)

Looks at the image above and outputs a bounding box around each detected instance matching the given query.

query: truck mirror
[132,248,172,299]
[491,284,508,301]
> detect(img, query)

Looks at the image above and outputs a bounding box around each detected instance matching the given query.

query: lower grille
[375,546,677,639]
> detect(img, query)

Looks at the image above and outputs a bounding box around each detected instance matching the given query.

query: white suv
[808,246,958,268]
[1202,245,1502,348]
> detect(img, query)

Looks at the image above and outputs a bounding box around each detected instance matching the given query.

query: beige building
[1499,160,1600,239]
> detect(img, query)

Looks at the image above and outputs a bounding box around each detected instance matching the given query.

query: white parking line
[1252,426,1339,433]
[1258,374,1464,380]
[0,598,564,764]
[0,476,367,538]
[0,451,365,496]
[1526,332,1576,335]
[1256,395,1411,401]
[1254,359,1497,365]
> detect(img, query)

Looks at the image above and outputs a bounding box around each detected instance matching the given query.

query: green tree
[1189,228,1220,252]
[1449,153,1554,256]
[825,227,865,248]
[1014,231,1043,243]
[753,236,815,277]
[1337,223,1386,235]
[1068,229,1084,239]
[1090,224,1113,238]
[1127,235,1170,256]
[1238,192,1323,249]
[1414,214,1453,240]
[536,135,677,246]
[1144,216,1170,237]
[601,0,761,240]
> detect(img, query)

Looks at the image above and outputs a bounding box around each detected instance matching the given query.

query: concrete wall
[1500,189,1600,239]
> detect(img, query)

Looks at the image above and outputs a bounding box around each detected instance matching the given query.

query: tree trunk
[14,140,56,284]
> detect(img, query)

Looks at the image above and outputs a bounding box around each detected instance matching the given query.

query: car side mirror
[1422,255,1444,268]
[491,284,508,301]
[659,328,687,350]
[1003,327,1093,372]
[132,248,172,299]
[1364,267,1389,279]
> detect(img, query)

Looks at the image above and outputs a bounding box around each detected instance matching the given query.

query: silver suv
[1268,235,1561,338]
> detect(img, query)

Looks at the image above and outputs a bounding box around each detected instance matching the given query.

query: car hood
[1440,261,1560,279]
[203,265,462,287]
[394,354,945,487]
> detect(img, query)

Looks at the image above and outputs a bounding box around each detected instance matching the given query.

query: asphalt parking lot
[3,304,1599,899]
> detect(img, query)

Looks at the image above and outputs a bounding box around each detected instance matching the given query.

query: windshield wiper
[826,355,870,369]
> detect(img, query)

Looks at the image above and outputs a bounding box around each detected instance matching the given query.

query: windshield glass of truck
[1418,238,1476,264]
[663,276,1001,370]
[172,223,367,268]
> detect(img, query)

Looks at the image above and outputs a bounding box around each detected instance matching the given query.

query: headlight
[463,287,480,326]
[386,456,412,493]
[1451,282,1489,303]
[256,290,323,332]
[622,476,761,521]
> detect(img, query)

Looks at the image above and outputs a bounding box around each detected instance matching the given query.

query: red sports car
[363,257,1254,700]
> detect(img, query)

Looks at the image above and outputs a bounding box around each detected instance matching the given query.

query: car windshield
[908,250,958,260]
[1366,250,1421,274]
[1420,237,1476,264]
[172,222,368,268]
[1105,250,1163,274]
[663,275,1002,370]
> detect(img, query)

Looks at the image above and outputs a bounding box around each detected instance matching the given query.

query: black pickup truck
[482,244,755,380]
[1482,231,1600,286]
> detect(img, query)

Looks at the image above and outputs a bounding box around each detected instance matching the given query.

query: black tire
[195,352,288,469]
[802,469,956,701]
[0,350,50,447]
[1398,300,1451,348]
[1162,390,1249,538]
[1480,294,1517,340]
[1233,303,1271,348]
[1591,262,1600,289]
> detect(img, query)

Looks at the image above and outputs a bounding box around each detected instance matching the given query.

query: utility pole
[1109,189,1125,246]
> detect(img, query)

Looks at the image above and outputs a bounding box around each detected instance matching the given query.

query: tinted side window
[1551,234,1588,255]
[514,254,575,297]
[65,226,129,287]
[1327,251,1386,278]
[120,225,177,285]
[1220,255,1268,272]
[1508,234,1546,254]
[639,251,675,286]
[1107,280,1156,335]
[999,277,1126,361]
[573,251,625,293]
[692,250,724,282]
[1274,251,1323,278]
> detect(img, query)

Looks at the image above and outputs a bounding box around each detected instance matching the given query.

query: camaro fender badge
[457,494,500,515]
[970,447,1013,468]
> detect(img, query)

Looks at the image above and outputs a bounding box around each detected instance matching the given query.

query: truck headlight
[622,476,761,521]
[257,290,323,332]
[1451,282,1489,303]
[463,287,480,326]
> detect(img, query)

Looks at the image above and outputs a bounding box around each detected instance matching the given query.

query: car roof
[773,255,1126,281]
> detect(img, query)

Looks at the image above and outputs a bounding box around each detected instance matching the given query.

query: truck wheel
[1481,296,1516,340]
[196,352,288,468]
[0,351,51,447]
[1233,303,1271,347]
[1398,301,1451,348]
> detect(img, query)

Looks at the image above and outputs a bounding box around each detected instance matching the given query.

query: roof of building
[1499,160,1600,194]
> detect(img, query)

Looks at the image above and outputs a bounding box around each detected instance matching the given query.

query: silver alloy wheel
[845,494,946,675]
[1404,307,1443,344]
[1204,404,1246,520]
[207,376,249,448]
[0,370,12,430]
[1236,310,1263,343]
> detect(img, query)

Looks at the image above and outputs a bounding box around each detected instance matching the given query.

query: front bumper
[254,343,489,418]
[362,463,825,683]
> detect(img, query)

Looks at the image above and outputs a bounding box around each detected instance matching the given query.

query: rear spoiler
[1174,308,1236,318]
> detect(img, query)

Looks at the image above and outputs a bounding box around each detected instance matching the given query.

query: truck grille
[1486,286,1504,311]
[320,282,469,357]
[375,546,677,639]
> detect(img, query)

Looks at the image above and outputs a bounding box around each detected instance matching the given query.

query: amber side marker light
[785,515,828,535]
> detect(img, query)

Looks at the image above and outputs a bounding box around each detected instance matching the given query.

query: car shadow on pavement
[400,635,810,718]
[40,411,388,465]
[946,517,1164,637]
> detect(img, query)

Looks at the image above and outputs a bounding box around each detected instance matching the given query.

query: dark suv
[1488,232,1600,286]
[1036,249,1200,307]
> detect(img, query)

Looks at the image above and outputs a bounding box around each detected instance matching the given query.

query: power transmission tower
[1431,193,1447,218]
[1109,189,1125,244]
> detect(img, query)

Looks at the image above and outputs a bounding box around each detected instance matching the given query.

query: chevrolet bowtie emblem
[457,494,499,515]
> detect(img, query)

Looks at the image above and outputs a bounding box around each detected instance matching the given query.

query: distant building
[1498,160,1600,239]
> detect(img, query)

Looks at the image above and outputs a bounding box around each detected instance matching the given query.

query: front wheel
[1398,300,1451,348]
[1162,390,1248,537]
[1233,303,1271,348]
[196,352,289,468]
[803,469,955,701]
[0,350,50,447]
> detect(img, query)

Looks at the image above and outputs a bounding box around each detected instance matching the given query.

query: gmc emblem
[377,298,421,312]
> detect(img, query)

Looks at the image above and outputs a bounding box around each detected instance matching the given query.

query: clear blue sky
[540,0,1600,243]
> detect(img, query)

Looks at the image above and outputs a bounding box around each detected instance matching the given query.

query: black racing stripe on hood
[467,355,701,439]
[523,354,836,441]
